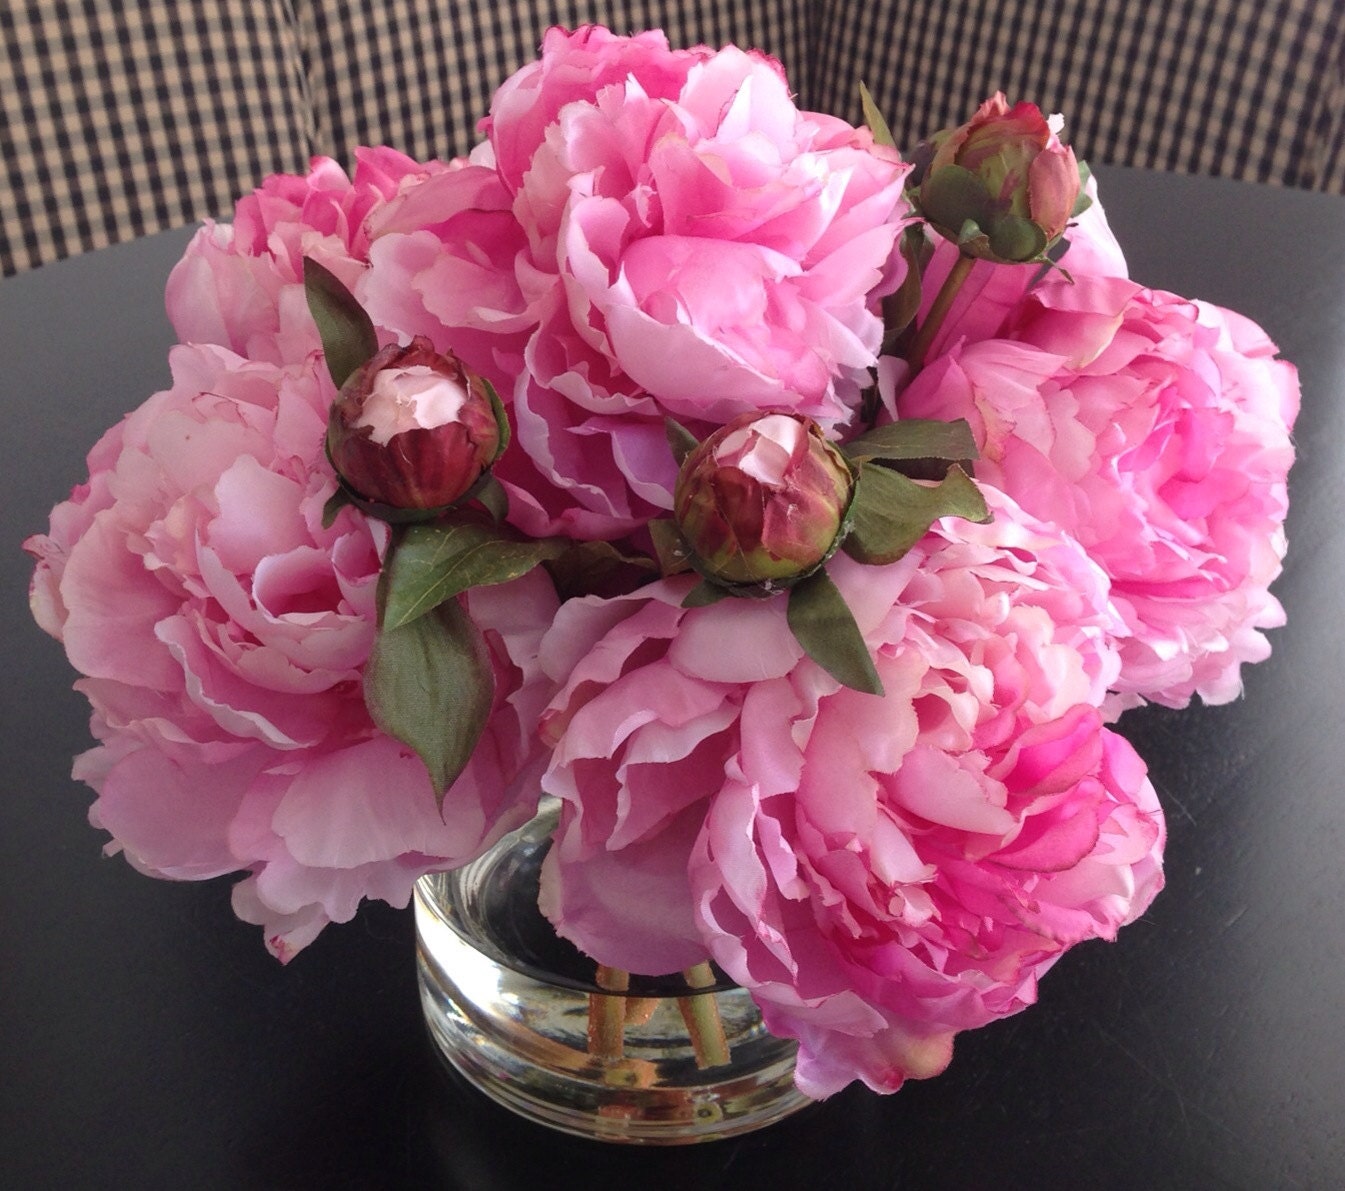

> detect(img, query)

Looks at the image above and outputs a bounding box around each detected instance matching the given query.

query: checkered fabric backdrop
[1,1,314,276]
[2,0,1342,275]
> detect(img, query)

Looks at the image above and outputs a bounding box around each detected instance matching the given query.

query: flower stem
[624,997,661,1026]
[907,252,976,372]
[588,965,628,1059]
[676,962,730,1070]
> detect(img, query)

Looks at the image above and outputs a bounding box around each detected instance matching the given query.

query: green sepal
[362,598,494,803]
[321,487,354,529]
[1072,160,1093,217]
[988,214,1048,264]
[380,518,567,631]
[844,418,979,476]
[648,519,693,577]
[682,580,731,609]
[543,539,659,601]
[786,570,883,695]
[859,82,896,150]
[843,463,991,565]
[303,258,379,390]
[482,377,511,462]
[917,165,993,234]
[665,417,700,466]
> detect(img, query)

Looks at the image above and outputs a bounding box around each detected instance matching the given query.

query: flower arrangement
[25,27,1297,1102]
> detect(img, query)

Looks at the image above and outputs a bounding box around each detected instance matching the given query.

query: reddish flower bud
[674,412,854,586]
[915,94,1085,263]
[326,337,503,513]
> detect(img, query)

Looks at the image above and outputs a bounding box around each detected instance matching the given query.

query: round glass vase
[414,799,810,1144]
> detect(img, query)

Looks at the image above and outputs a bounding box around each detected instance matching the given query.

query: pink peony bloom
[25,344,557,959]
[536,493,1163,1095]
[356,159,536,394]
[480,25,912,539]
[899,273,1299,708]
[165,147,440,366]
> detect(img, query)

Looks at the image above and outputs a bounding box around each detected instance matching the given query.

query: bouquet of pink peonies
[26,26,1297,1101]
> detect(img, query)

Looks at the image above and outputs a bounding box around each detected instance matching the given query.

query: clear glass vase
[414,800,811,1144]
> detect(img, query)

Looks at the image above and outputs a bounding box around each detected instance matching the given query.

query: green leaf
[682,580,730,608]
[303,258,379,390]
[363,599,494,802]
[381,519,567,631]
[543,538,659,601]
[843,463,991,565]
[881,226,932,348]
[844,418,979,470]
[321,487,353,529]
[665,417,700,466]
[859,82,896,150]
[786,570,883,695]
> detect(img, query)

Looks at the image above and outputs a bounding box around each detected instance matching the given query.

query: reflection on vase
[414,801,811,1144]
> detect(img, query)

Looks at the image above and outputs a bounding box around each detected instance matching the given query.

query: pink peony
[479,25,911,539]
[898,273,1299,708]
[536,492,1164,1095]
[356,159,536,394]
[25,344,557,959]
[165,147,440,366]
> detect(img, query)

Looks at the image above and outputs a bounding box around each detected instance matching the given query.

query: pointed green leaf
[882,226,932,348]
[682,580,730,608]
[363,599,494,802]
[843,463,991,565]
[665,417,700,466]
[844,418,979,469]
[381,519,567,631]
[786,571,883,695]
[859,82,896,149]
[303,258,379,390]
[322,487,354,529]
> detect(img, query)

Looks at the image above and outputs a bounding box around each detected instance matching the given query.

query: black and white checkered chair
[2,0,1341,276]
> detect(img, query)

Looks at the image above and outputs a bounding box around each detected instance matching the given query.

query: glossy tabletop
[2,167,1343,1189]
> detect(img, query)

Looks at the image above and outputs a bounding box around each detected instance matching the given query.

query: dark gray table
[3,167,1343,1189]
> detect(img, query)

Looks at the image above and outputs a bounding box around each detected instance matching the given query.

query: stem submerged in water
[588,965,628,1059]
[678,962,730,1070]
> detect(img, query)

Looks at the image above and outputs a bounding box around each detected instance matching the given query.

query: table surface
[2,167,1343,1190]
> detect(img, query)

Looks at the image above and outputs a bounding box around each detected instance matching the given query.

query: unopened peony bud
[674,412,854,586]
[914,93,1085,263]
[326,337,503,512]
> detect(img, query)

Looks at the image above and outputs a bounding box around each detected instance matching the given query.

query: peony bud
[673,412,854,586]
[326,337,503,513]
[913,93,1085,263]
